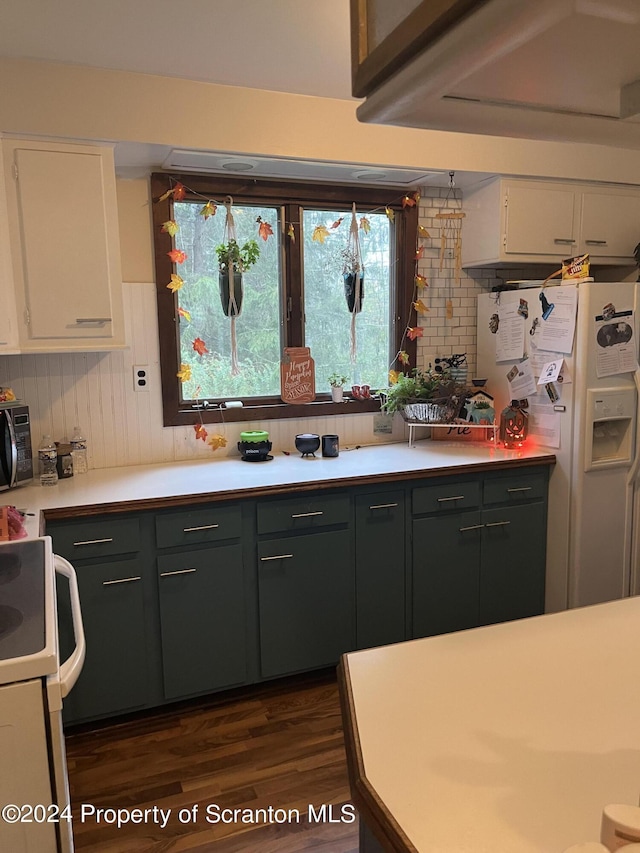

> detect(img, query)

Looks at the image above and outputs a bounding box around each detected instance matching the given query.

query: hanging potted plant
[215,238,260,317]
[341,246,364,313]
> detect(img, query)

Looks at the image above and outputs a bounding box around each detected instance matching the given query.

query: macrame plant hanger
[223,196,240,376]
[346,202,364,362]
[436,172,465,323]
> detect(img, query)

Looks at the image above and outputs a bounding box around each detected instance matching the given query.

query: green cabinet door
[57,558,149,723]
[480,502,546,626]
[355,490,405,649]
[157,544,246,700]
[258,529,353,677]
[412,510,482,638]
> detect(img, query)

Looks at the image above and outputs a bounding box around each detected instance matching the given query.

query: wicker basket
[400,397,462,425]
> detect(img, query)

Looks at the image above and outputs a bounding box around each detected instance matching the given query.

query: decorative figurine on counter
[499,399,529,448]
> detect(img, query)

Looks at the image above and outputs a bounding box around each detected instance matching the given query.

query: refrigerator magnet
[540,291,555,320]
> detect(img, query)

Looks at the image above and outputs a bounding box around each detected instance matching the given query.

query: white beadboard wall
[0,186,561,470]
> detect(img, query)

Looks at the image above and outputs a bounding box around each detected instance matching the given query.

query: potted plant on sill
[381,366,466,424]
[328,372,349,403]
[216,238,260,317]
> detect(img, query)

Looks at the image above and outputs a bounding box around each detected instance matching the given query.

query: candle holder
[499,400,529,448]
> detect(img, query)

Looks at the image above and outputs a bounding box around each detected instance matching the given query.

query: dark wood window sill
[169,396,382,427]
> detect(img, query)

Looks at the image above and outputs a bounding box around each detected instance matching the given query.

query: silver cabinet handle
[183,524,219,532]
[160,568,197,577]
[75,317,112,324]
[73,537,114,546]
[585,239,607,245]
[507,487,532,493]
[485,521,511,527]
[438,495,465,502]
[369,502,399,510]
[553,238,576,244]
[261,554,294,561]
[102,576,141,586]
[459,524,484,532]
[291,511,323,518]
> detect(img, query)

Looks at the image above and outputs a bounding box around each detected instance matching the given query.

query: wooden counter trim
[40,453,556,521]
[338,656,417,853]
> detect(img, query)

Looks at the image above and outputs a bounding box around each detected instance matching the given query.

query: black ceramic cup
[321,434,339,457]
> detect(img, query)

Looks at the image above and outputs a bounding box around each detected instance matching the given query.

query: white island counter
[340,597,640,853]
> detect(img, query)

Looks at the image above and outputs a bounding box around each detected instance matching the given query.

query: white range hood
[356,0,640,149]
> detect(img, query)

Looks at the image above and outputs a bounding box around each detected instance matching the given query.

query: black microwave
[0,404,33,489]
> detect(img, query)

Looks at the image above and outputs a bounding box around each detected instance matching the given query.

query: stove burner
[0,552,21,585]
[0,605,24,642]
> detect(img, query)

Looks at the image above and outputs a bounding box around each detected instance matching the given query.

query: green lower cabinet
[479,502,546,626]
[58,558,149,723]
[412,511,482,638]
[157,544,246,700]
[257,529,353,678]
[355,491,405,649]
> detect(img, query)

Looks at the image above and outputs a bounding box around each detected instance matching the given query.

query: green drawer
[257,493,349,535]
[483,471,547,505]
[155,504,242,549]
[49,517,141,561]
[412,480,480,515]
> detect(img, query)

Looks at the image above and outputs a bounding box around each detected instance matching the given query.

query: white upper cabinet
[3,138,125,351]
[462,178,640,268]
[0,145,19,353]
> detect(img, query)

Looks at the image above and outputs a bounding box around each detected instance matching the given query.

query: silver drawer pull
[459,524,484,532]
[553,238,576,244]
[183,524,219,532]
[261,554,294,561]
[507,487,532,493]
[485,521,511,528]
[369,502,399,510]
[291,511,323,518]
[102,576,141,586]
[437,495,465,502]
[160,568,197,577]
[75,317,112,324]
[73,537,114,546]
[585,239,607,245]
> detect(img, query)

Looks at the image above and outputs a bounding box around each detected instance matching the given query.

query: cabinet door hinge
[12,163,18,182]
[24,307,30,326]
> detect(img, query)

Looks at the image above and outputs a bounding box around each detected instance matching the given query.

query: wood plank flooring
[65,670,358,852]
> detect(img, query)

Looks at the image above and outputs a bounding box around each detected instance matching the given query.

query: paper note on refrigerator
[495,304,525,362]
[527,393,561,449]
[506,358,537,398]
[537,359,564,384]
[536,286,578,354]
[594,309,638,377]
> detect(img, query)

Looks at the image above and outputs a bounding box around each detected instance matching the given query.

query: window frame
[151,172,418,426]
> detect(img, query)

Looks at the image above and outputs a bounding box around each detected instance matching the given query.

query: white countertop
[12,440,553,535]
[343,597,640,853]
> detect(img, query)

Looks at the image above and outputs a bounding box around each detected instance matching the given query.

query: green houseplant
[381,366,465,423]
[216,238,260,317]
[327,372,349,403]
[341,247,364,313]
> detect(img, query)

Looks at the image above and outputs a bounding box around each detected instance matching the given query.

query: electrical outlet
[133,365,149,392]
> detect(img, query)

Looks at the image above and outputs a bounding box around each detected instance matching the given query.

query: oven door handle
[54,554,86,698]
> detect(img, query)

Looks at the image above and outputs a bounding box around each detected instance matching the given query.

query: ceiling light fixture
[221,160,256,172]
[353,169,388,181]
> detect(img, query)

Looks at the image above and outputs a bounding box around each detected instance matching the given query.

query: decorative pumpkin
[499,400,529,448]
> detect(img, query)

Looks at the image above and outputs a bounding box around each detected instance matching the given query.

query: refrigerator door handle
[626,369,640,487]
[54,554,86,699]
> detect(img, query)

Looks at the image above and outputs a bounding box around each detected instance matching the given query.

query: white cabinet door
[579,191,640,260]
[3,139,125,351]
[504,183,577,257]
[0,145,19,352]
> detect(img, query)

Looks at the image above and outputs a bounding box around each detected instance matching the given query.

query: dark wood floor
[65,670,358,852]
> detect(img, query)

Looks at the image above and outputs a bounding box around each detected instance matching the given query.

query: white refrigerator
[477,280,640,612]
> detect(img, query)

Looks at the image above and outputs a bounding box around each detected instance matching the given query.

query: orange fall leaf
[413,299,429,315]
[415,274,428,287]
[330,217,344,230]
[208,434,228,451]
[388,370,401,385]
[176,363,192,382]
[172,183,186,201]
[192,337,209,356]
[257,217,274,241]
[194,424,208,442]
[312,224,330,244]
[402,195,416,208]
[385,206,395,222]
[418,224,431,238]
[359,216,371,234]
[287,223,295,242]
[407,327,423,341]
[177,307,191,322]
[168,249,187,264]
[200,201,217,220]
[166,274,184,292]
[398,351,410,366]
[415,246,425,261]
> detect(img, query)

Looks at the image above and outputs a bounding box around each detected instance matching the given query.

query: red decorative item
[499,400,529,448]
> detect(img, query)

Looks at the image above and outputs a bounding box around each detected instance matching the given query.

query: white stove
[0,536,85,853]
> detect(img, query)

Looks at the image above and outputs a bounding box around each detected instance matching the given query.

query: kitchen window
[152,174,417,426]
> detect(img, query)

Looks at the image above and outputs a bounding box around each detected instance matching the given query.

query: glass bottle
[70,426,88,474]
[38,435,58,486]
